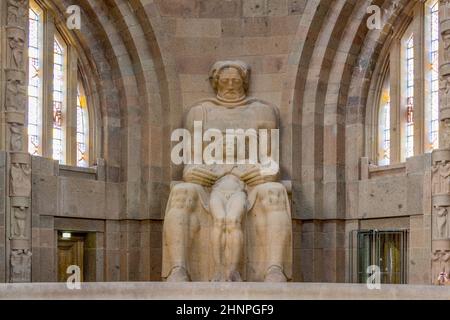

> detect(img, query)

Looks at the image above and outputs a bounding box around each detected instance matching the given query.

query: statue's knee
[168,183,199,212]
[165,208,189,222]
[258,183,288,211]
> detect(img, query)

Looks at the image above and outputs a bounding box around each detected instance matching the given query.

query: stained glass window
[375,3,440,165]
[77,82,89,167]
[379,82,391,166]
[428,1,439,151]
[53,36,65,163]
[405,35,414,159]
[28,4,42,156]
[26,1,92,167]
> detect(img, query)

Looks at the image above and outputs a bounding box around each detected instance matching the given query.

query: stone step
[0,282,450,300]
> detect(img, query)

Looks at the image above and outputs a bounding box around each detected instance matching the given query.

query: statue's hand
[240,166,277,187]
[183,166,220,187]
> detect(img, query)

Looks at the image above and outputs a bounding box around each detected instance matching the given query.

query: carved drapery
[1,0,31,282]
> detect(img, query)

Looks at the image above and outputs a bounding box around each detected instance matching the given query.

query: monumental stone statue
[162,60,292,282]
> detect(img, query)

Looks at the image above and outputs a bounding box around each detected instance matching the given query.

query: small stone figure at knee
[209,174,247,282]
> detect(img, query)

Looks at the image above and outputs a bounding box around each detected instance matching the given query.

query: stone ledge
[1,282,450,300]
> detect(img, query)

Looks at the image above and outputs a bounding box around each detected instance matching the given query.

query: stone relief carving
[4,0,31,283]
[432,249,450,285]
[5,72,26,112]
[7,0,27,26]
[440,1,450,149]
[443,31,450,63]
[11,206,27,239]
[10,249,32,283]
[7,28,25,69]
[10,163,31,197]
[440,76,450,147]
[10,124,23,152]
[441,75,450,103]
[432,3,450,284]
[432,161,450,194]
[435,206,449,239]
[442,119,450,149]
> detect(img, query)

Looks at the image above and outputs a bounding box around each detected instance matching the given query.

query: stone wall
[156,0,305,109]
[29,155,165,282]
[354,154,432,284]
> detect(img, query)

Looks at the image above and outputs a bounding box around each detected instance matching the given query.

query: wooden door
[58,236,84,282]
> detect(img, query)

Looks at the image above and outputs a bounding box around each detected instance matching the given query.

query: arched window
[27,0,91,167]
[404,33,414,160]
[378,73,391,166]
[28,2,42,156]
[52,34,66,163]
[376,0,439,164]
[76,79,89,167]
[425,0,440,152]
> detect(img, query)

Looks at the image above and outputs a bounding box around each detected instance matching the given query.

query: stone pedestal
[2,282,450,300]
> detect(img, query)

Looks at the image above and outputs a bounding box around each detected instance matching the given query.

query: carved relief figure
[10,249,32,282]
[7,0,27,26]
[5,0,30,284]
[12,206,27,238]
[436,206,449,239]
[7,0,20,25]
[10,163,31,197]
[432,164,440,194]
[10,124,23,152]
[442,119,450,149]
[432,161,450,194]
[443,30,450,62]
[440,76,450,148]
[162,61,292,282]
[8,32,25,69]
[6,75,26,112]
[440,76,449,109]
[433,250,450,285]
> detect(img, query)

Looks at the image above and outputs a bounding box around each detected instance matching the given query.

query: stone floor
[0,282,450,300]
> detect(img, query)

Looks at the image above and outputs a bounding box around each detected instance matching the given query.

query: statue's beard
[217,91,246,103]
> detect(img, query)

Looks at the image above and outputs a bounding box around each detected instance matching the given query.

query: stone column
[431,0,450,285]
[0,0,31,283]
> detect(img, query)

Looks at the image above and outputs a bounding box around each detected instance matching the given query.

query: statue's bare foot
[264,265,287,282]
[229,270,242,282]
[166,266,190,282]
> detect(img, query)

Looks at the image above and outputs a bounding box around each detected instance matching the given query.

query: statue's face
[217,67,245,102]
[445,33,450,49]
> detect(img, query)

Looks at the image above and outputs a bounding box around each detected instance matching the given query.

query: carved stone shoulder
[247,98,280,126]
[184,103,206,131]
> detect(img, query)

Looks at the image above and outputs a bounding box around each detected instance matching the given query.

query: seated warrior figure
[162,60,292,282]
